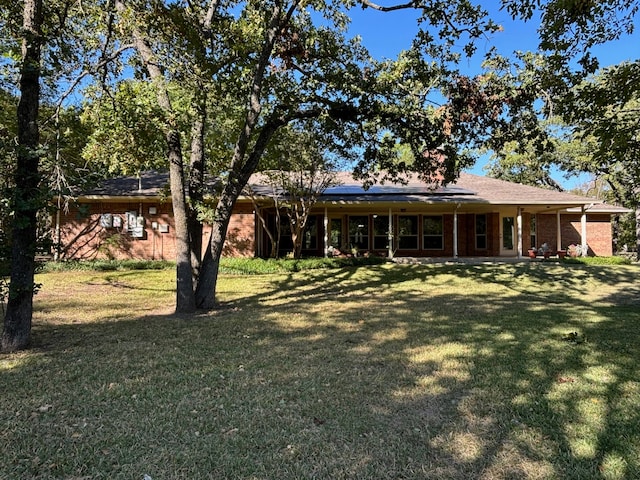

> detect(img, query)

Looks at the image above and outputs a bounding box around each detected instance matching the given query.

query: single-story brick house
[54,170,628,261]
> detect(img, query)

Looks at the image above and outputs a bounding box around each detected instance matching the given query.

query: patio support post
[323,207,328,258]
[517,207,523,258]
[388,208,393,258]
[453,204,459,258]
[581,206,588,256]
[556,210,562,252]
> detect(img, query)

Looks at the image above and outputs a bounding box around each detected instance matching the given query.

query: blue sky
[344,4,640,189]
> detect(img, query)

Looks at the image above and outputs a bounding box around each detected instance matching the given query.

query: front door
[501,215,516,256]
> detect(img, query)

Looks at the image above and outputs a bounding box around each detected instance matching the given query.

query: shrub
[39,257,388,275]
[39,259,175,272]
[562,256,631,266]
[219,256,387,274]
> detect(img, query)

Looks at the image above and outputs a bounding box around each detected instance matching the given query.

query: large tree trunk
[195,117,285,308]
[193,6,287,308]
[195,180,243,309]
[188,100,206,280]
[117,0,196,313]
[167,131,196,313]
[2,0,42,352]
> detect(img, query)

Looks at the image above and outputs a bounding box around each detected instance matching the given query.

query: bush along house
[54,170,629,261]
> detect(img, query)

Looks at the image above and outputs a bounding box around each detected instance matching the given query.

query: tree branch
[360,0,420,12]
[44,44,134,127]
[203,0,221,31]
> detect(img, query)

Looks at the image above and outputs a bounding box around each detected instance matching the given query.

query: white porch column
[323,207,328,258]
[516,207,523,258]
[556,211,562,251]
[581,206,588,256]
[388,208,393,258]
[453,205,459,258]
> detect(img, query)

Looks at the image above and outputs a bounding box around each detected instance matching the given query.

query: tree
[260,130,341,259]
[483,117,592,191]
[280,166,339,259]
[105,0,524,309]
[1,0,44,351]
[1,0,115,350]
[562,64,640,256]
[81,81,170,176]
[562,64,640,204]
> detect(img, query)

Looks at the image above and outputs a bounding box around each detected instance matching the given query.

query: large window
[530,214,537,249]
[502,216,515,250]
[330,218,342,248]
[349,216,369,250]
[276,215,318,254]
[398,215,418,250]
[303,216,318,250]
[373,215,390,250]
[423,216,443,250]
[278,216,293,254]
[475,214,487,250]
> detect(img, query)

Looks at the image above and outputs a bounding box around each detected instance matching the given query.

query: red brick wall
[536,213,613,256]
[535,214,558,251]
[57,201,614,259]
[221,204,256,257]
[57,201,177,260]
[58,201,255,260]
[563,214,613,256]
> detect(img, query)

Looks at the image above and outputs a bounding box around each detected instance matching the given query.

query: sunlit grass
[1,262,640,479]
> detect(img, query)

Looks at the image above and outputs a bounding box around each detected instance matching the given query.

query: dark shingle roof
[79,170,628,213]
[84,171,171,197]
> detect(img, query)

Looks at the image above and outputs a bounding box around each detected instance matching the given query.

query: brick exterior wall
[536,213,613,256]
[221,204,256,257]
[57,201,615,260]
[58,201,255,260]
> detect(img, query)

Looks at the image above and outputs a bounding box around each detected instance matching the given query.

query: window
[303,216,318,250]
[329,218,342,248]
[278,216,293,254]
[398,215,418,250]
[373,215,391,250]
[423,215,443,249]
[475,214,487,250]
[349,216,369,250]
[530,214,537,249]
[502,216,515,250]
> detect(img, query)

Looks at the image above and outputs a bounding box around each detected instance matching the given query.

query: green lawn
[2,262,640,479]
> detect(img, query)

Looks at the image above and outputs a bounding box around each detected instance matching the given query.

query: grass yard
[2,261,640,479]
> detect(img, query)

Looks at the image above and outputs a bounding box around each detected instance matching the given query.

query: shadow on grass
[2,263,640,479]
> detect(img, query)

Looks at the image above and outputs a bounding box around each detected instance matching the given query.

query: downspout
[453,203,459,258]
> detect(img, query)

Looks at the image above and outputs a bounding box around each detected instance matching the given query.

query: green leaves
[564,62,640,205]
[81,80,170,175]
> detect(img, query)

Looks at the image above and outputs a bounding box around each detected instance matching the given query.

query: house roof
[83,171,172,198]
[78,170,629,214]
[312,172,628,213]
